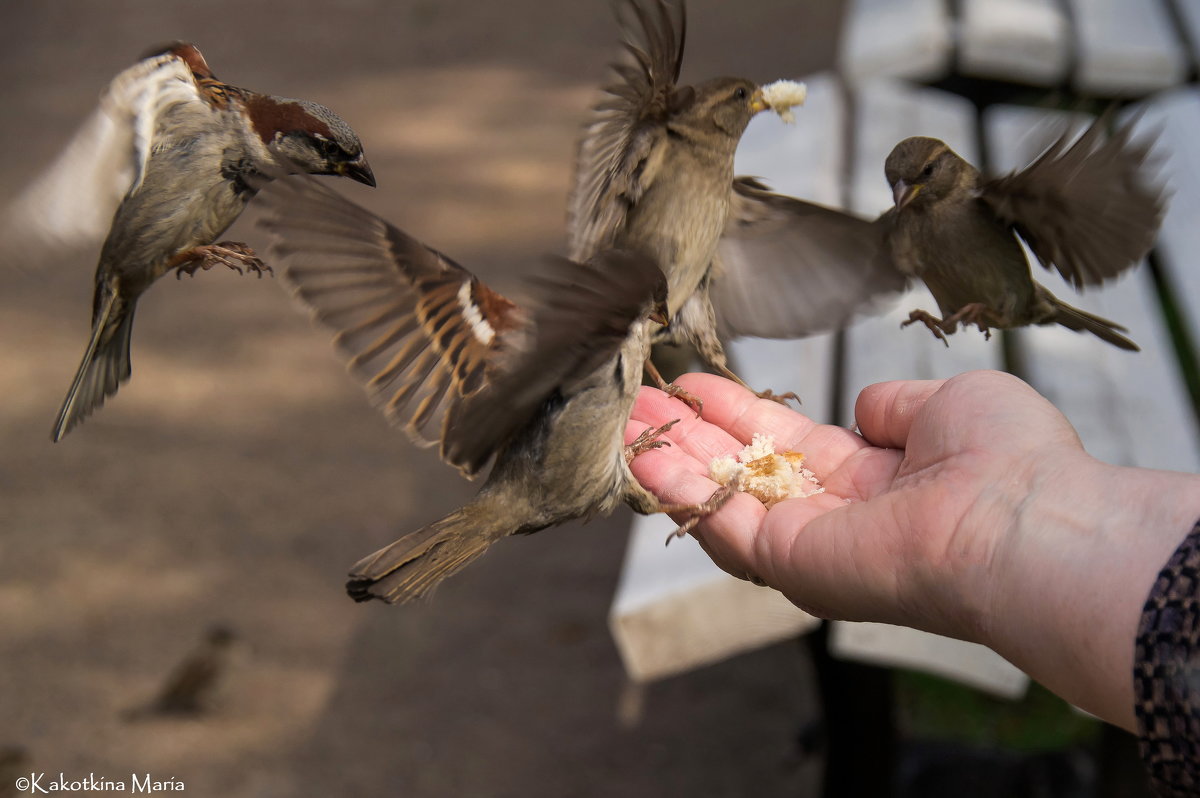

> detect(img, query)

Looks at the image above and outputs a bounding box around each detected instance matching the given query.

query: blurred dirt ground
[0,3,842,795]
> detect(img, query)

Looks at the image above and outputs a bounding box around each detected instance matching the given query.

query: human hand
[626,370,1093,641]
[628,370,1200,728]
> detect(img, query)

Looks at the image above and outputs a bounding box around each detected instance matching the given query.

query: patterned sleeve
[1136,519,1200,796]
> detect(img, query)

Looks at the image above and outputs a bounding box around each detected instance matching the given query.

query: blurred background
[0,2,844,796]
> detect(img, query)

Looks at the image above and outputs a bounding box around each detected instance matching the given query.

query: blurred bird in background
[123,625,238,719]
[0,42,374,441]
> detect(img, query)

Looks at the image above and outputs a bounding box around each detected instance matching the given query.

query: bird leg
[624,419,679,464]
[713,363,800,407]
[172,241,272,279]
[942,303,999,340]
[901,308,953,346]
[644,358,703,416]
[903,304,1002,346]
[660,483,737,544]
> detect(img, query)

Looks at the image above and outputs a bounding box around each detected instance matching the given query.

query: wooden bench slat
[838,0,954,83]
[958,0,1072,86]
[831,624,1032,699]
[1068,0,1189,95]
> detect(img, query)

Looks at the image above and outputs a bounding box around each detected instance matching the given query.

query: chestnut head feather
[249,95,375,186]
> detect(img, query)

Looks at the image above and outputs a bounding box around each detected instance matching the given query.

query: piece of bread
[709,433,823,508]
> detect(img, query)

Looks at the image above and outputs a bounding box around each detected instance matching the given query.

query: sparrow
[124,625,238,718]
[568,0,897,401]
[8,42,375,441]
[711,112,1163,351]
[257,176,720,604]
[882,115,1162,349]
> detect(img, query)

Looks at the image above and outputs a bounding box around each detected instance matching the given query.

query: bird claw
[624,419,679,464]
[172,242,273,280]
[661,483,737,544]
[755,388,800,406]
[902,305,1000,345]
[663,383,703,416]
[944,303,996,340]
[901,308,952,347]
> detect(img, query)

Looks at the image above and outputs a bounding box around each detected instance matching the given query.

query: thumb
[854,378,945,449]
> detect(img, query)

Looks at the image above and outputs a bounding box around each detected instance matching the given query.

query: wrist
[981,452,1200,729]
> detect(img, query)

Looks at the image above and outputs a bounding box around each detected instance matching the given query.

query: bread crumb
[760,80,807,124]
[708,433,823,508]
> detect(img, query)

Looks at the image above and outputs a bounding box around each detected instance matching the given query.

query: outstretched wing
[711,177,907,338]
[978,112,1165,290]
[566,0,685,261]
[258,176,661,477]
[446,249,663,472]
[0,48,203,268]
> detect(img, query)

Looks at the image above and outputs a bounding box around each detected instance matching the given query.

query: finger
[853,378,945,450]
[627,444,719,506]
[632,384,747,464]
[630,384,697,429]
[675,373,815,444]
[674,373,871,476]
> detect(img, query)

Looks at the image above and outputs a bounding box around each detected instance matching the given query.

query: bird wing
[258,176,660,478]
[711,177,907,339]
[566,0,685,261]
[976,112,1165,290]
[0,50,203,268]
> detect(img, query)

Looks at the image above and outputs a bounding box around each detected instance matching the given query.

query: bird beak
[749,87,770,114]
[648,301,670,327]
[339,155,376,187]
[892,179,920,208]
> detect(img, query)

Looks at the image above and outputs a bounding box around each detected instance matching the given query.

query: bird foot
[173,241,272,279]
[755,388,801,406]
[624,419,679,464]
[661,483,737,544]
[662,383,703,416]
[901,308,952,347]
[943,303,997,340]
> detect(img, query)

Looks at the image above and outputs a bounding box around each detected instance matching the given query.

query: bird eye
[921,162,935,177]
[734,87,748,100]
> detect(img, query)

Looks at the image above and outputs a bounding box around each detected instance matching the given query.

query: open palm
[625,370,1084,641]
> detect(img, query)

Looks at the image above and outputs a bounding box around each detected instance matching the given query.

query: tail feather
[1051,296,1139,351]
[347,506,508,604]
[52,291,135,441]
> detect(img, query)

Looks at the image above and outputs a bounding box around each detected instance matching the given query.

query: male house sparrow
[5,42,374,441]
[258,176,712,604]
[569,0,899,398]
[882,117,1162,349]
